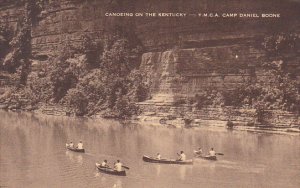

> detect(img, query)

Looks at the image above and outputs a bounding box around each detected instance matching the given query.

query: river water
[0,111,299,188]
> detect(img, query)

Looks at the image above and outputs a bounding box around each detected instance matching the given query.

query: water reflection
[65,150,83,165]
[77,155,83,164]
[155,165,161,177]
[66,151,74,161]
[178,166,187,180]
[0,111,300,188]
[181,166,195,182]
[112,179,123,188]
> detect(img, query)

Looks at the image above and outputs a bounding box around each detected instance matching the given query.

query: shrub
[127,69,149,102]
[113,96,140,118]
[2,22,31,73]
[64,88,88,116]
[48,59,78,102]
[226,120,234,128]
[195,89,225,109]
[0,24,13,63]
[27,73,52,102]
[80,34,103,68]
[263,33,298,57]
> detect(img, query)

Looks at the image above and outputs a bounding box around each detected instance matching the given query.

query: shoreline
[1,108,299,136]
[133,115,300,136]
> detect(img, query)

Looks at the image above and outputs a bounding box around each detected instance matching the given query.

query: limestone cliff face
[1,0,299,105]
[2,0,299,53]
[1,0,299,55]
[134,0,300,50]
[139,44,265,102]
[30,0,135,58]
[134,0,300,103]
[0,1,25,31]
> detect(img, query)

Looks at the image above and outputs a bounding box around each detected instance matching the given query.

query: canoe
[66,144,85,153]
[142,155,193,165]
[95,163,126,176]
[195,155,217,161]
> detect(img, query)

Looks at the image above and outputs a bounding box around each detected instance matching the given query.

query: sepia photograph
[0,0,299,187]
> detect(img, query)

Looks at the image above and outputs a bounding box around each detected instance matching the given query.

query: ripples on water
[0,111,300,188]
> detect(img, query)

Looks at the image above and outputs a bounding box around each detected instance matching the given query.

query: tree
[64,88,88,116]
[80,34,103,68]
[0,24,12,63]
[263,33,298,57]
[261,32,300,113]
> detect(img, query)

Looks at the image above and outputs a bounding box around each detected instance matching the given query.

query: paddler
[114,160,123,172]
[77,141,83,149]
[156,153,161,160]
[100,160,109,168]
[177,151,186,161]
[209,148,216,156]
[194,147,203,155]
[69,142,74,148]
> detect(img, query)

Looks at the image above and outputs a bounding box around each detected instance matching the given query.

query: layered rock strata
[0,0,299,127]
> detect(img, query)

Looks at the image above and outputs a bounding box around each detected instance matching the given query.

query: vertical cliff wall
[139,46,263,102]
[1,0,299,113]
[134,0,300,103]
[31,0,135,58]
[0,1,24,31]
[134,0,300,50]
[2,0,299,56]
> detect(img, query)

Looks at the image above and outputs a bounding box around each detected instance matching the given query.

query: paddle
[216,153,224,155]
[122,165,130,170]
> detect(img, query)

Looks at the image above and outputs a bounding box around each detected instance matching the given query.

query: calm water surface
[0,111,299,188]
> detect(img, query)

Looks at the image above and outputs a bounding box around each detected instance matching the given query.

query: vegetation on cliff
[55,34,149,117]
[189,33,300,122]
[0,0,149,118]
[1,31,149,118]
[0,0,299,122]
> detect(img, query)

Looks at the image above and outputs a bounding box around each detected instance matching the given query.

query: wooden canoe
[195,155,217,161]
[95,163,126,176]
[142,155,193,165]
[66,144,85,153]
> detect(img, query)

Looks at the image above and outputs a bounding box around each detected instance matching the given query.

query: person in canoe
[69,142,74,148]
[177,151,186,161]
[194,147,203,156]
[209,148,216,156]
[77,141,83,149]
[156,153,161,160]
[100,160,109,168]
[114,160,123,172]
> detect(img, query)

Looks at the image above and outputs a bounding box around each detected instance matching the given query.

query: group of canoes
[145,147,220,165]
[66,141,222,176]
[66,141,129,176]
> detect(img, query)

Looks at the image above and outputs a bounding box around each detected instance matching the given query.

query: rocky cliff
[0,0,300,126]
[2,0,299,55]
